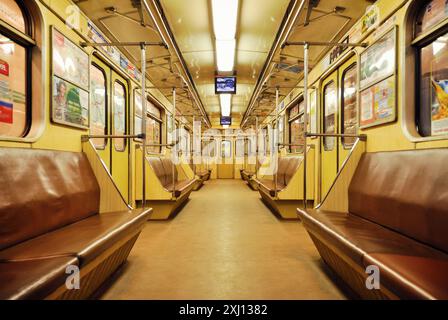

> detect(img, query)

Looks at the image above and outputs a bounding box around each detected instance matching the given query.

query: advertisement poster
[0,100,13,123]
[360,29,396,89]
[52,28,89,90]
[53,76,89,128]
[431,78,448,135]
[362,5,380,34]
[360,76,395,128]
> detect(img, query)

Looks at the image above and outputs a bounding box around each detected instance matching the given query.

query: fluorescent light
[222,125,230,128]
[220,94,231,116]
[211,0,238,40]
[216,39,235,72]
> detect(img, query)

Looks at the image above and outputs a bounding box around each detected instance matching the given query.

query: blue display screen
[215,77,236,94]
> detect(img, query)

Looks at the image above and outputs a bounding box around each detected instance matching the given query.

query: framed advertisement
[360,76,396,129]
[430,50,448,136]
[52,27,89,90]
[51,27,89,129]
[360,27,397,90]
[52,76,89,128]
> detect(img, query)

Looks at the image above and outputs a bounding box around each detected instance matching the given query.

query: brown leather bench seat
[298,149,448,299]
[0,257,79,300]
[0,209,149,266]
[196,169,211,181]
[240,168,255,181]
[189,162,211,182]
[257,157,302,197]
[0,147,151,299]
[149,157,197,197]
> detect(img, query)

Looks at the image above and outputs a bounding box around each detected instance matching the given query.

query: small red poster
[0,59,9,76]
[0,100,13,123]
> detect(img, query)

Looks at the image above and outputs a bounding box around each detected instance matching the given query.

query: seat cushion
[0,256,78,300]
[298,209,448,265]
[241,170,255,181]
[258,179,286,197]
[0,209,151,266]
[196,170,210,181]
[0,147,100,250]
[165,179,196,197]
[363,253,448,299]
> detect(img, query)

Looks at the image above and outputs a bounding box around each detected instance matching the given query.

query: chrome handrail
[302,133,367,210]
[81,134,144,142]
[305,132,367,140]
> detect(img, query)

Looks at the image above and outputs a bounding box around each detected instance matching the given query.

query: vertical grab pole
[192,116,196,175]
[274,87,279,199]
[303,43,309,209]
[172,88,176,199]
[255,116,259,179]
[141,44,147,209]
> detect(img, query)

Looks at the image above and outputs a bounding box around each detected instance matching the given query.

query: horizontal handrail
[277,143,305,147]
[146,143,176,147]
[82,134,144,142]
[305,132,367,141]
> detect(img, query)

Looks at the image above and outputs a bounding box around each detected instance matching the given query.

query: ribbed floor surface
[100,180,346,299]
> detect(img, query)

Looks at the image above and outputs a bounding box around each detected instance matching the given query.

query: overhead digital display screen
[215,76,237,94]
[220,116,232,126]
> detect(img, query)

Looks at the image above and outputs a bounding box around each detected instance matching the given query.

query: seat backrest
[148,157,167,186]
[348,149,448,253]
[276,157,290,186]
[0,147,100,251]
[160,157,178,187]
[284,156,302,186]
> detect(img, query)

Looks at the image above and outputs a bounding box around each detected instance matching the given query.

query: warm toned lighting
[220,94,231,116]
[211,0,238,40]
[211,0,238,72]
[216,40,236,72]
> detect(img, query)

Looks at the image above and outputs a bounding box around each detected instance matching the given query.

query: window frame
[403,0,448,141]
[0,1,34,139]
[323,80,337,151]
[112,79,127,152]
[341,62,358,149]
[414,17,448,137]
[145,114,162,154]
[288,98,305,154]
[221,139,232,159]
[89,62,108,150]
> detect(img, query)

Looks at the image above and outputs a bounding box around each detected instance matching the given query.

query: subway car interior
[1,0,448,303]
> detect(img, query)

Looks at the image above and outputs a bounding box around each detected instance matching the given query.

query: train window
[341,64,358,147]
[202,139,216,158]
[415,1,448,137]
[289,100,305,153]
[0,0,26,33]
[416,0,448,37]
[179,126,190,156]
[0,0,32,138]
[90,64,107,149]
[146,99,162,154]
[221,140,232,158]
[323,81,337,151]
[113,81,126,151]
[235,139,245,157]
[146,116,161,154]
